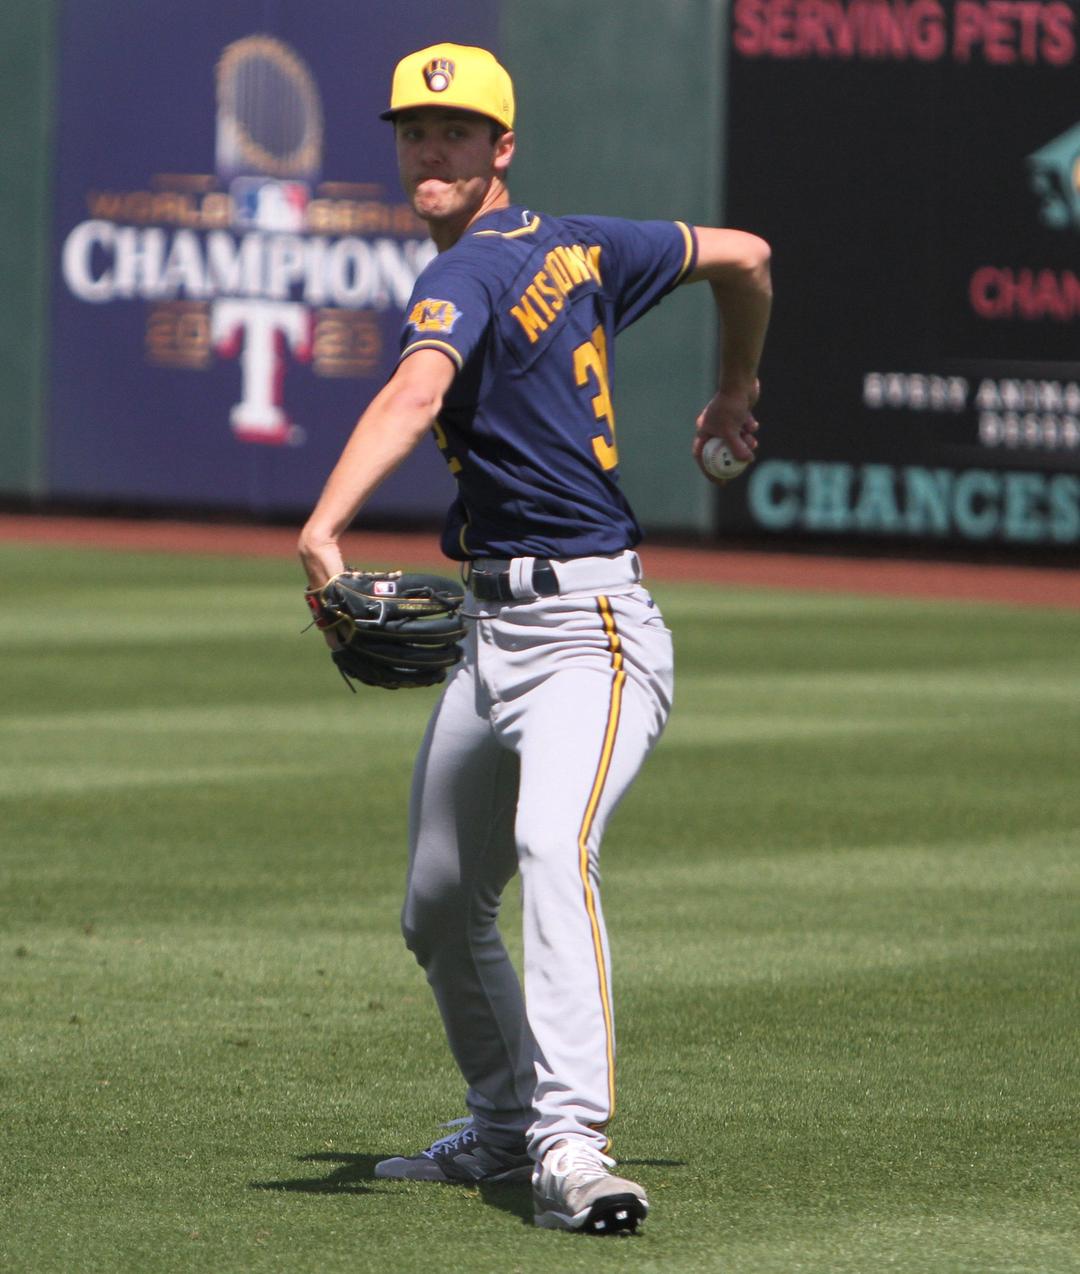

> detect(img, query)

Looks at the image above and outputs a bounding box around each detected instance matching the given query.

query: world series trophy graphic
[212,35,323,443]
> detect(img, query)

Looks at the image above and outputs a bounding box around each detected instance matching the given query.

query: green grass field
[2,544,1078,1273]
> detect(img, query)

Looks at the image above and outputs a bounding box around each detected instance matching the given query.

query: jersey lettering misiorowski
[397,205,697,561]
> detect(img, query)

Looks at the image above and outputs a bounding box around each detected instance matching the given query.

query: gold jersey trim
[399,338,463,370]
[674,220,695,283]
[474,213,541,239]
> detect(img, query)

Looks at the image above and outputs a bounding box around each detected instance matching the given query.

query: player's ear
[493,129,515,176]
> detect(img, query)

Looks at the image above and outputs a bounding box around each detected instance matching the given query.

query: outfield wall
[503,0,728,537]
[0,0,56,498]
[4,0,1080,553]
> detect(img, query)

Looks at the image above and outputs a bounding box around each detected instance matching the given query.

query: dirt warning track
[1,513,1078,610]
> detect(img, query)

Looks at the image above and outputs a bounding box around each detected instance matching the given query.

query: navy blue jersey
[398,205,697,560]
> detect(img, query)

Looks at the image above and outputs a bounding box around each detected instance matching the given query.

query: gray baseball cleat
[374,1119,532,1184]
[532,1139,648,1234]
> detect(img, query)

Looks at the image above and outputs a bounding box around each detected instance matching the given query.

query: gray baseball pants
[401,551,673,1161]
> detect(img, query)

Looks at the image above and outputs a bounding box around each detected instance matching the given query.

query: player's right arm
[685,228,772,471]
[298,349,457,588]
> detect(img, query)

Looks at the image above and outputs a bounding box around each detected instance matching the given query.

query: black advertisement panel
[724,0,1080,550]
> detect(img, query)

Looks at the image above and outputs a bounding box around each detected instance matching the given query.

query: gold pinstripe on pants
[575,594,626,1128]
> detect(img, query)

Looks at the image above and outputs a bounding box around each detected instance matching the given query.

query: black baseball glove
[305,570,466,691]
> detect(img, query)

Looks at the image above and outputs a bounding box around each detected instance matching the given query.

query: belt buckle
[532,562,559,597]
[469,558,557,602]
[469,569,509,602]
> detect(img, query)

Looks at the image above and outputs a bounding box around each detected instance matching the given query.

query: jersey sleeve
[398,255,494,372]
[581,217,697,334]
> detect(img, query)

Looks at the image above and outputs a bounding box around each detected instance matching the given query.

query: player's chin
[412,181,456,214]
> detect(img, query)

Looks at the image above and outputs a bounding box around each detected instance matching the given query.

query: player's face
[395,109,512,232]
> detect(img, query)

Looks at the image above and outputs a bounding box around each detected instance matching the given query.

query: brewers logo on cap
[381,43,515,132]
[423,57,455,93]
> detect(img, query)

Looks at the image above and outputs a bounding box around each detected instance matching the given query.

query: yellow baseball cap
[381,43,515,132]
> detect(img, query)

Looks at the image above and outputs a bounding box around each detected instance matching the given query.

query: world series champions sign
[722,0,1080,550]
[48,1,496,516]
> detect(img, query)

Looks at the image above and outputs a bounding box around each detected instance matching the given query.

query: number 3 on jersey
[432,419,462,474]
[573,326,617,471]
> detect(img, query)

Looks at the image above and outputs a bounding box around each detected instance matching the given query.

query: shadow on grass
[250,1150,383,1195]
[478,1179,535,1224]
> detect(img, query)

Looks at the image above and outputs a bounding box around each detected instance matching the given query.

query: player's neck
[428,180,511,252]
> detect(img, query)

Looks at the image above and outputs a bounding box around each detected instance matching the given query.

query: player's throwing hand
[693,380,760,485]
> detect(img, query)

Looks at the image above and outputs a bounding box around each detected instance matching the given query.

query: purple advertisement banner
[48,0,498,517]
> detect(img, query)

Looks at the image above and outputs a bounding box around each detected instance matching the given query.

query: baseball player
[299,43,771,1235]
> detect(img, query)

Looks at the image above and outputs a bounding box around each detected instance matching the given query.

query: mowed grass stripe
[607,827,1079,990]
[623,834,1080,893]
[0,704,428,734]
[678,666,1080,703]
[0,760,324,799]
[0,702,433,798]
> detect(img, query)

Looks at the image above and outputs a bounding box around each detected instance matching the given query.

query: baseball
[701,436,750,481]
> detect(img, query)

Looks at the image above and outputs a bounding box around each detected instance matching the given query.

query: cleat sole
[583,1192,647,1235]
[535,1192,647,1235]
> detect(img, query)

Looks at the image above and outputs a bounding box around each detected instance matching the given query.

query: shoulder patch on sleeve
[407,298,462,335]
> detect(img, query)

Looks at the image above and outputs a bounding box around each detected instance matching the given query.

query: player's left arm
[298,349,457,588]
[684,227,772,475]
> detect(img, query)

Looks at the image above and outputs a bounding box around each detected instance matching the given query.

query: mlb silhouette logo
[373,580,398,596]
[231,178,308,231]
